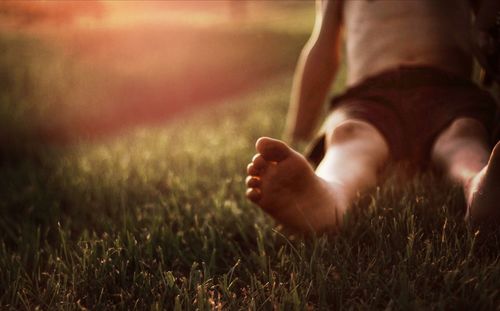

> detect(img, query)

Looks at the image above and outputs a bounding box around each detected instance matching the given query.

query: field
[1,2,499,310]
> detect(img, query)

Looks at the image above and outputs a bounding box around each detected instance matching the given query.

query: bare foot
[245,137,347,232]
[466,142,500,227]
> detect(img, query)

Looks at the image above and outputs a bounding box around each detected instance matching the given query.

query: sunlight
[0,0,313,141]
[96,2,228,30]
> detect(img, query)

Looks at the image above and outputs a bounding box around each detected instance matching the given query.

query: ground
[1,3,499,309]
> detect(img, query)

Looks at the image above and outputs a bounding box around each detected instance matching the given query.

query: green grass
[2,72,499,309]
[1,7,500,309]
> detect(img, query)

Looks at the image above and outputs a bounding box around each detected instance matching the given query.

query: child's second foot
[245,137,347,232]
[466,141,500,227]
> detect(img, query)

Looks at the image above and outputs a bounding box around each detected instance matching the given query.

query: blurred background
[0,0,315,149]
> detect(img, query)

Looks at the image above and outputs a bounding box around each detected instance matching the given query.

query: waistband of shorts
[332,66,479,105]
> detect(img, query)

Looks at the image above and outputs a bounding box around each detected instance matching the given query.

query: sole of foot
[245,137,346,233]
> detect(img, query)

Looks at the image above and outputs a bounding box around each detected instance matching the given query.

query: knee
[444,117,488,139]
[325,119,389,167]
[432,117,490,161]
[327,120,383,145]
[434,118,489,153]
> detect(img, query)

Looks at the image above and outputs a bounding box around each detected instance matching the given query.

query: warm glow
[0,1,314,141]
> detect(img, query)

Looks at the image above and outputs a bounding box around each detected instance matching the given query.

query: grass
[2,71,500,309]
[1,5,500,309]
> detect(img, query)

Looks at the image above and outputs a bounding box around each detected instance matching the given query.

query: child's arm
[284,0,343,144]
[471,0,500,85]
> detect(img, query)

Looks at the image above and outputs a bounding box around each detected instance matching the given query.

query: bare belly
[344,0,473,86]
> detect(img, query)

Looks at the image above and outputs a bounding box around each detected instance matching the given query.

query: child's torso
[343,0,473,86]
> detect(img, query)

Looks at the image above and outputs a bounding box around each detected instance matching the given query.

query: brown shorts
[306,66,499,169]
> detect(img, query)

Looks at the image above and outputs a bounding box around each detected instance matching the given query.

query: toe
[256,137,291,162]
[247,163,259,176]
[252,154,268,170]
[246,188,261,203]
[246,175,261,188]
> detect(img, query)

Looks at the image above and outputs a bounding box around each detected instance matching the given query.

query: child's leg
[431,117,500,226]
[246,120,388,232]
